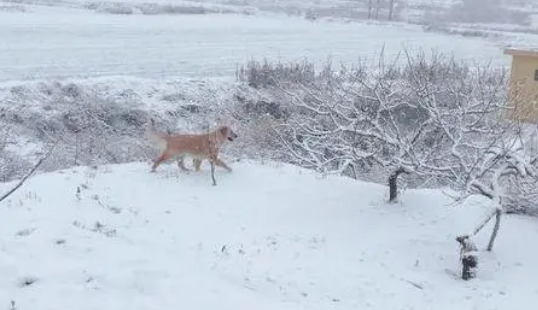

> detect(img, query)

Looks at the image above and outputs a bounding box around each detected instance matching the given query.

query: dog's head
[219,125,238,142]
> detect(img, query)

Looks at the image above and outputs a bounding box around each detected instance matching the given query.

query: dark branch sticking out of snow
[17,277,38,287]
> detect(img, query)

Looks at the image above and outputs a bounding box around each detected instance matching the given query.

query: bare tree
[452,124,538,254]
[387,54,538,251]
[387,0,404,20]
[365,0,389,20]
[451,129,537,279]
[273,50,470,202]
[375,0,382,19]
[367,0,374,19]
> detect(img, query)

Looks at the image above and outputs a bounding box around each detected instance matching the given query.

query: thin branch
[0,140,59,203]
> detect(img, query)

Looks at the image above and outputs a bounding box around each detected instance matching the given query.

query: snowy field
[0,1,515,82]
[1,161,537,310]
[2,1,538,309]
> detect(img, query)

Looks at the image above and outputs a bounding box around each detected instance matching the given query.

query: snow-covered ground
[2,1,538,309]
[0,1,514,82]
[1,161,537,309]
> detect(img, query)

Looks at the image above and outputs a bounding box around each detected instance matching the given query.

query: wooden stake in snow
[456,235,478,280]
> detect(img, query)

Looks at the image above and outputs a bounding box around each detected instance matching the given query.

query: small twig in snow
[402,278,424,290]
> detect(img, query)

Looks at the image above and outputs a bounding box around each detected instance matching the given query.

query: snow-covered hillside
[1,161,537,309]
[0,1,512,82]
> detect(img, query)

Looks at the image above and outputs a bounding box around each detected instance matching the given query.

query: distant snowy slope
[0,4,510,82]
[0,161,537,310]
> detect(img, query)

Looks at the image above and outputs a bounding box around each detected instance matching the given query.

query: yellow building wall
[508,55,538,122]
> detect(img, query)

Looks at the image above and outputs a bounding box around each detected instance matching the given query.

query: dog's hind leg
[193,158,202,171]
[151,151,172,172]
[176,156,191,172]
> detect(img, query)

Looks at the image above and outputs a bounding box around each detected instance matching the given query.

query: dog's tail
[145,117,167,150]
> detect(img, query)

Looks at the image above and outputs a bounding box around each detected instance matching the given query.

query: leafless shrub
[0,126,33,182]
[0,150,32,183]
[85,2,227,15]
[1,140,59,204]
[137,3,208,15]
[84,2,134,14]
[236,59,317,89]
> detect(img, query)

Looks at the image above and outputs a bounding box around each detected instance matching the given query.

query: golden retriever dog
[145,118,237,185]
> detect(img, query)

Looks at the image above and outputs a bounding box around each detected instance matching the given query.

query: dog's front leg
[209,160,217,186]
[214,158,232,172]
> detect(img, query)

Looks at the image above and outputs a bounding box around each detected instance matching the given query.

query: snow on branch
[270,49,532,201]
[249,48,537,213]
[272,51,445,181]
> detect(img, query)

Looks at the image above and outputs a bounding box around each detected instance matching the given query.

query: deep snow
[0,161,537,310]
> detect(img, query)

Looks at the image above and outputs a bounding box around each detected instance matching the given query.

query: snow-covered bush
[136,3,212,15]
[217,89,291,161]
[236,59,317,89]
[84,2,228,15]
[85,2,134,14]
[498,128,538,216]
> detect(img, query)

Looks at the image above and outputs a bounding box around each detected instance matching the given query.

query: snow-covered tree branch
[267,49,537,213]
